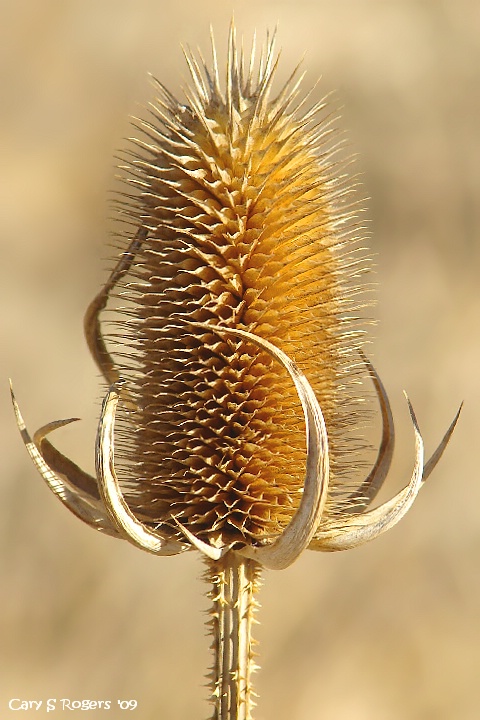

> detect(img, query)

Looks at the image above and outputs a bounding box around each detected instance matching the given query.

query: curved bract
[10,381,118,538]
[95,381,187,556]
[11,332,460,563]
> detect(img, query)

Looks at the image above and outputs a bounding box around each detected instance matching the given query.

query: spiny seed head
[110,27,369,547]
[12,24,459,564]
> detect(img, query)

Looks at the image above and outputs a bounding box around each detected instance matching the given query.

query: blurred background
[1,1,478,718]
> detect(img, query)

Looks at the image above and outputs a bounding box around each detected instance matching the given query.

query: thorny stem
[206,555,261,720]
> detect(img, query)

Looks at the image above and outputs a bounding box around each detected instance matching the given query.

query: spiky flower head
[13,25,459,569]
[111,28,367,550]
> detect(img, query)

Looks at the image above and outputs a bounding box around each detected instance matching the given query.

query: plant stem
[206,554,261,720]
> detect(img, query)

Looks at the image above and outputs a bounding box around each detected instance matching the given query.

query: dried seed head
[109,27,368,547]
[12,24,460,566]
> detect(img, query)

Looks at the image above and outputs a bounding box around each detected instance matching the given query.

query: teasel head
[12,22,461,719]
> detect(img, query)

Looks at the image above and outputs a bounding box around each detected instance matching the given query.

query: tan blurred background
[1,1,479,718]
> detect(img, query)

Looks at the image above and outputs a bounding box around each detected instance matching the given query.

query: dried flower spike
[12,23,461,720]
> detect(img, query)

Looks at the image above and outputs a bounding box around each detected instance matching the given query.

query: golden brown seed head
[12,25,460,564]
[111,30,368,547]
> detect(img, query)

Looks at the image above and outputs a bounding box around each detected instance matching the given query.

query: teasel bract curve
[12,23,461,720]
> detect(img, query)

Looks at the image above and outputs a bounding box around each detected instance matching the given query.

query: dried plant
[12,24,460,720]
